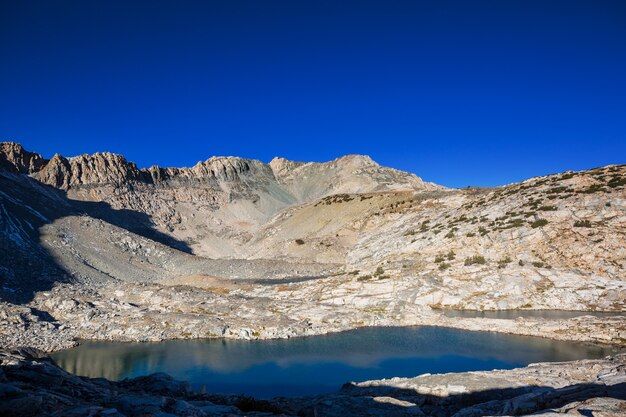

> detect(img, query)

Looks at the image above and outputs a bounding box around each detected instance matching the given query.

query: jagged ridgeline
[0,141,625,314]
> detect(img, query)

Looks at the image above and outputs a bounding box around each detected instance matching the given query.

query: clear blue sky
[1,0,625,187]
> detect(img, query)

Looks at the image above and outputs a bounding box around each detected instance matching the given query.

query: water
[439,309,624,320]
[51,326,621,398]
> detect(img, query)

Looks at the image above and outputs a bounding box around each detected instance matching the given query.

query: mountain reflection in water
[51,326,622,398]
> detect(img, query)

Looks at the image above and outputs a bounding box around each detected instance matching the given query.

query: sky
[1,0,625,188]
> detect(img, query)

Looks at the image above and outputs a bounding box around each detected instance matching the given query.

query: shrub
[574,220,592,228]
[547,186,569,194]
[447,250,456,260]
[466,232,476,237]
[530,219,548,228]
[439,262,451,270]
[445,231,455,238]
[434,255,445,263]
[578,184,606,194]
[607,177,626,188]
[374,266,385,276]
[532,261,544,268]
[295,239,305,245]
[464,255,486,266]
[518,260,524,266]
[497,256,512,268]
[539,205,557,211]
[357,275,372,281]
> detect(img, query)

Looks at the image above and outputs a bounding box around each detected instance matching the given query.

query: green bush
[439,262,451,270]
[607,177,626,188]
[464,255,486,266]
[530,219,548,228]
[497,256,512,268]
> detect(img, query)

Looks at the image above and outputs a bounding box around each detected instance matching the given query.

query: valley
[1,142,625,416]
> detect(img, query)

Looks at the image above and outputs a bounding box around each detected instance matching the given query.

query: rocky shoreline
[1,279,625,354]
[2,302,625,356]
[1,348,625,417]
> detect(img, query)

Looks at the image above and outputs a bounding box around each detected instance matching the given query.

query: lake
[51,326,621,398]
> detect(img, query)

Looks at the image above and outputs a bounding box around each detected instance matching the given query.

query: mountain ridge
[0,142,441,191]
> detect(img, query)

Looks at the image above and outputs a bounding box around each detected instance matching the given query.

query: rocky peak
[33,151,146,190]
[333,154,376,167]
[0,142,47,174]
[269,157,305,179]
[190,156,253,181]
[144,156,273,184]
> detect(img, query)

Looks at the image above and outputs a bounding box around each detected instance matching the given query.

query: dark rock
[112,393,167,415]
[120,373,190,397]
[0,395,42,417]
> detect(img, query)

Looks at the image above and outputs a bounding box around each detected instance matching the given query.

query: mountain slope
[1,142,625,313]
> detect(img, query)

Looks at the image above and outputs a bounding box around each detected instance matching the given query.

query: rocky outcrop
[1,349,624,417]
[0,142,47,174]
[33,152,147,189]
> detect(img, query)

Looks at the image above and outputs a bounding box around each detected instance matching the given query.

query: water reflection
[52,326,622,398]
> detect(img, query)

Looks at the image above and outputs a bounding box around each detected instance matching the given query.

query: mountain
[0,141,624,352]
[1,143,440,259]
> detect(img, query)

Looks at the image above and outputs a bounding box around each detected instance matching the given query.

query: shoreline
[3,310,624,355]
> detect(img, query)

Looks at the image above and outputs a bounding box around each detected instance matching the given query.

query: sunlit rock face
[0,142,47,174]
